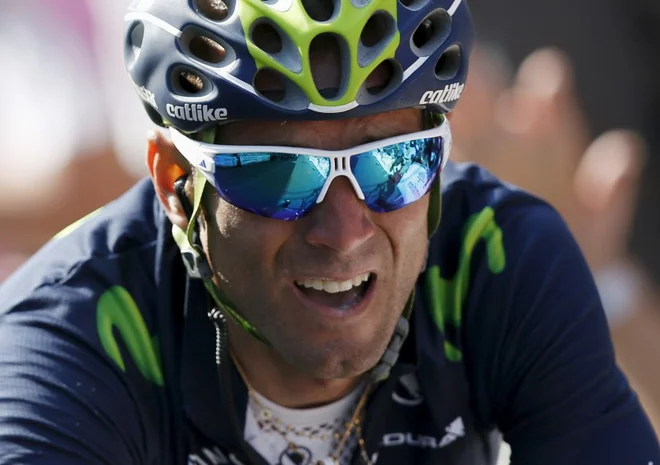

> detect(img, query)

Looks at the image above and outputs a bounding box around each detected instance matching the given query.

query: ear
[146,130,191,231]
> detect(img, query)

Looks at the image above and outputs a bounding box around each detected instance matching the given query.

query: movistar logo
[419,83,465,105]
[166,103,228,122]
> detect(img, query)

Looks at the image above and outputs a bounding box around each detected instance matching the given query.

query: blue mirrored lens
[351,137,443,212]
[212,153,330,220]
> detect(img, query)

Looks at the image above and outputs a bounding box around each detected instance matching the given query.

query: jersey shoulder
[0,179,177,463]
[439,160,543,223]
[435,161,549,265]
[0,179,168,389]
[0,178,161,314]
[426,162,560,360]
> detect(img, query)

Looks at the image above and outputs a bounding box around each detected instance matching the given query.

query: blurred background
[0,0,658,446]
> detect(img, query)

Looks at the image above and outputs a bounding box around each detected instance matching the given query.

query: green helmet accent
[237,0,400,107]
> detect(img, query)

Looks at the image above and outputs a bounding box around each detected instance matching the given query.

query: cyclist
[1,0,659,464]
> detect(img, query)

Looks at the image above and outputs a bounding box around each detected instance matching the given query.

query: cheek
[385,196,430,259]
[200,194,292,282]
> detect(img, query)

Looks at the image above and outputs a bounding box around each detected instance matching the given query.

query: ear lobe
[146,131,159,175]
[146,130,190,230]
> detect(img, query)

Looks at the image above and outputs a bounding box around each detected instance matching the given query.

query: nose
[303,176,376,254]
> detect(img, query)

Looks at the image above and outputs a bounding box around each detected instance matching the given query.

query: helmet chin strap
[170,163,442,382]
[171,169,270,345]
[372,174,442,381]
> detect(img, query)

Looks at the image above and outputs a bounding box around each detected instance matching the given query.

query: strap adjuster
[181,246,213,280]
[370,317,410,381]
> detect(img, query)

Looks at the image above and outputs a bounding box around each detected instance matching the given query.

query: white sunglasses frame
[169,116,452,205]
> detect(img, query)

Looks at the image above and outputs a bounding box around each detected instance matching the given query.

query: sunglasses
[169,114,451,221]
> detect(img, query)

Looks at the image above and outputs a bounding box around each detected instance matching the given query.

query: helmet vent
[177,70,206,94]
[361,11,391,47]
[251,20,303,73]
[254,69,286,102]
[301,0,335,22]
[130,22,144,56]
[411,9,452,57]
[180,26,236,68]
[434,44,461,80]
[195,0,230,21]
[251,22,283,54]
[126,22,145,68]
[310,33,344,100]
[357,11,396,67]
[398,0,429,11]
[355,58,403,105]
[254,68,310,111]
[189,36,227,64]
[366,59,394,95]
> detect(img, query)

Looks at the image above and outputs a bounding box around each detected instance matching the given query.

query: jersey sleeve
[0,284,151,465]
[462,203,660,465]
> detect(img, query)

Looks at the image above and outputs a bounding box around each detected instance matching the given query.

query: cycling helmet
[124,0,474,134]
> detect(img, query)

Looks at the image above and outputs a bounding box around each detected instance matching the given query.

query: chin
[283,331,392,380]
[300,357,376,381]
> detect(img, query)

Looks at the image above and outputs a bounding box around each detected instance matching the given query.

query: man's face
[200,108,431,379]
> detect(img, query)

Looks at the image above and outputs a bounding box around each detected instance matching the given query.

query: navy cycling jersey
[0,162,658,465]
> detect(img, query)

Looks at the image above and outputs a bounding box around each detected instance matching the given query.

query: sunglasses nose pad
[316,158,365,204]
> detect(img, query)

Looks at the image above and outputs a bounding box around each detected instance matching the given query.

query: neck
[228,325,364,409]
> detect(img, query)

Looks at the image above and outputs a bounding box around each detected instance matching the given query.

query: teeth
[296,273,370,294]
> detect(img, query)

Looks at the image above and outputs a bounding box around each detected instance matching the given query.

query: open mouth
[294,273,376,310]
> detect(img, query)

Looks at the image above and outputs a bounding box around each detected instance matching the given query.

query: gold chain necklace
[230,352,374,465]
[247,387,343,441]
